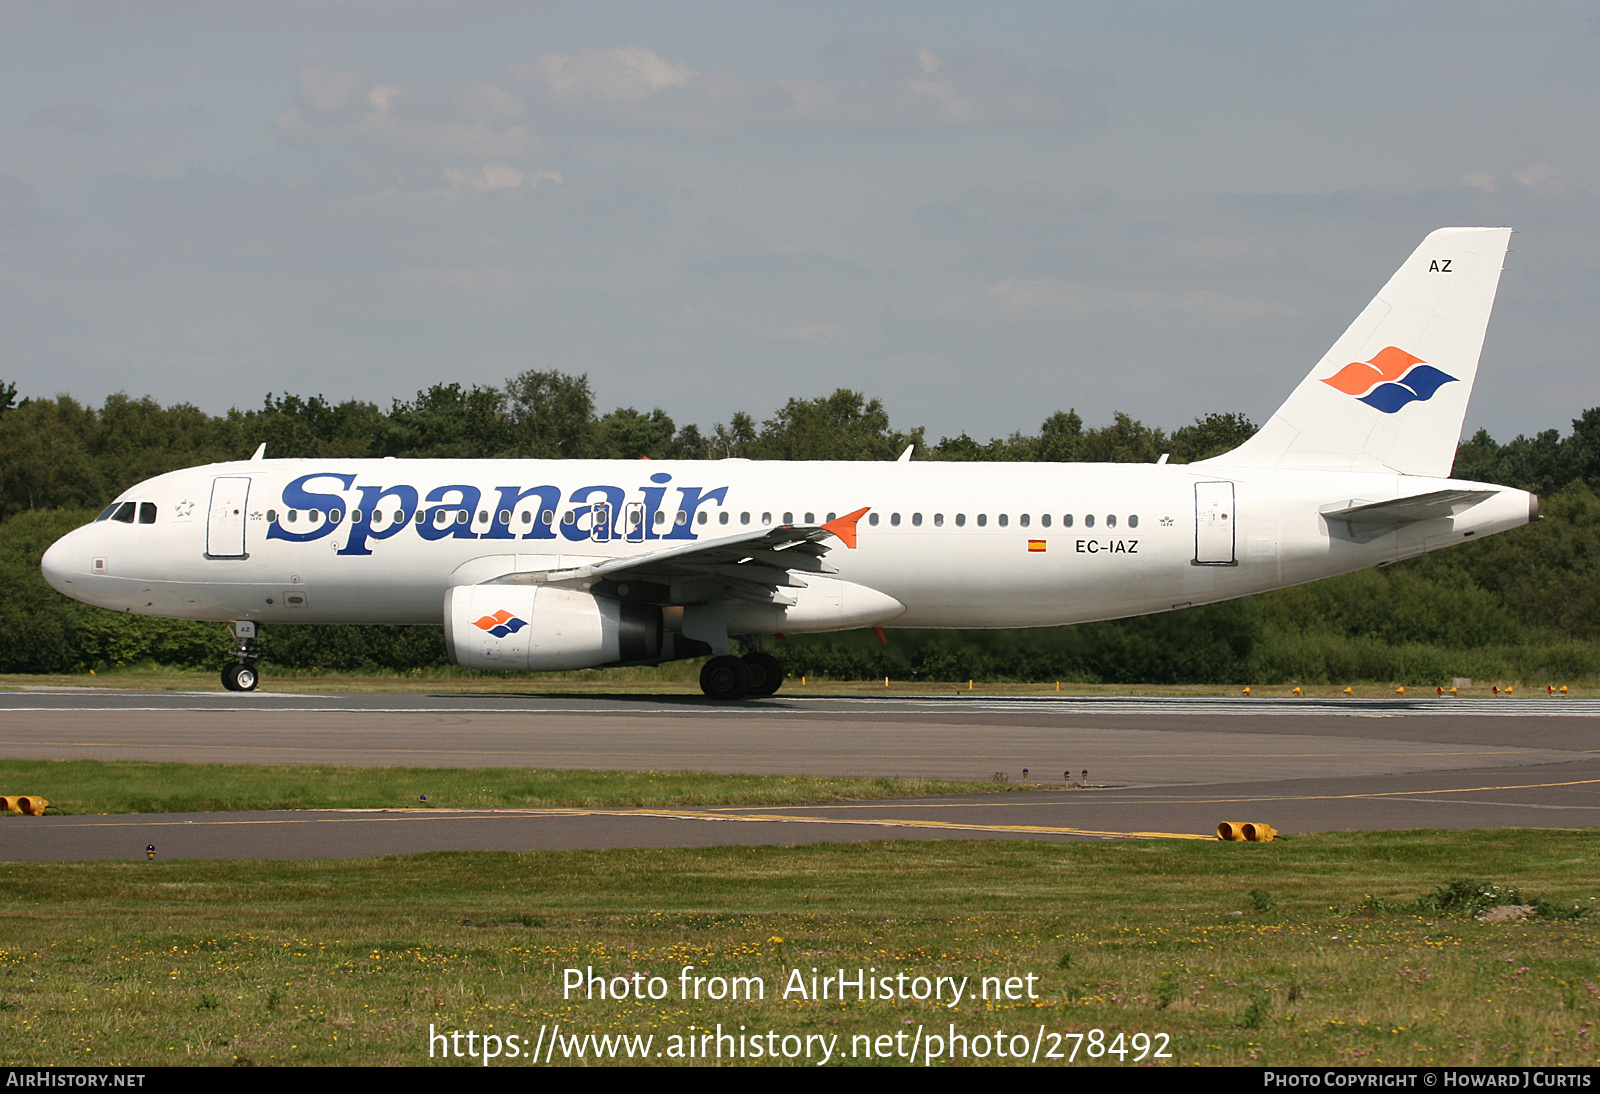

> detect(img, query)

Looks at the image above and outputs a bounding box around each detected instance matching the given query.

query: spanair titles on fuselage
[39,227,1537,699]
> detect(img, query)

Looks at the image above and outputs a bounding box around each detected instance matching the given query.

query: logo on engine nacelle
[472,610,527,638]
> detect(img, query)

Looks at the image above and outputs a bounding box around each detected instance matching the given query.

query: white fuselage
[40,457,1534,633]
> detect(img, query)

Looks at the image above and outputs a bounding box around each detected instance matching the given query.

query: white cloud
[507,45,1081,133]
[1510,160,1592,201]
[441,163,562,194]
[520,46,696,103]
[277,68,536,159]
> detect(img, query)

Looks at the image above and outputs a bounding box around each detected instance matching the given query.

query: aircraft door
[206,476,251,559]
[624,502,645,543]
[1194,481,1236,566]
[590,501,612,543]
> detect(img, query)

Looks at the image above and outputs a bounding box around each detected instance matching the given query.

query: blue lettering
[667,486,728,539]
[418,485,481,541]
[639,472,672,541]
[338,484,420,556]
[482,485,561,541]
[268,473,353,543]
[563,485,625,542]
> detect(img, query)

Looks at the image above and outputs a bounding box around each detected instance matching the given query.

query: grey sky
[2,2,1596,445]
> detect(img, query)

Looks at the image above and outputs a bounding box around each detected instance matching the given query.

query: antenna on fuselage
[249,443,266,461]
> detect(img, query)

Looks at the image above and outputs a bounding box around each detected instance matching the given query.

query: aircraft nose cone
[40,532,77,594]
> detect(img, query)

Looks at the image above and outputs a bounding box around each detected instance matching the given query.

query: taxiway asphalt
[2,689,1597,859]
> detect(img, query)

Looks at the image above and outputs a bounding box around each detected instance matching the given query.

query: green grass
[1,831,1597,1066]
[0,759,1007,815]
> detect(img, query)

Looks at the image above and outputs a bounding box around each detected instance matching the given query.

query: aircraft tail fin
[1211,227,1512,478]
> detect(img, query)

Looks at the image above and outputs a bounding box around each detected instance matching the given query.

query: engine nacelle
[444,585,662,671]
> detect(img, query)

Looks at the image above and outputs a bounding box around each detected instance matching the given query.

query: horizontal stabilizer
[1320,489,1497,527]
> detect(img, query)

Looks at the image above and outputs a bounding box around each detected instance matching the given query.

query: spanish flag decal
[1028,540,1047,552]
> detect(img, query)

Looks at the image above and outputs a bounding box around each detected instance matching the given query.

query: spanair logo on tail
[1319,346,1457,414]
[473,610,526,638]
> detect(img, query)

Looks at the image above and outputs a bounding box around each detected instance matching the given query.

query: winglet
[821,507,870,549]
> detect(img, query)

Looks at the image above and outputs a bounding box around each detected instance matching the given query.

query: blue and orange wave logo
[1320,346,1456,414]
[472,609,527,639]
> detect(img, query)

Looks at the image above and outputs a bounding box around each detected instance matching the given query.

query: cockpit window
[137,502,157,524]
[96,503,121,522]
[111,502,136,524]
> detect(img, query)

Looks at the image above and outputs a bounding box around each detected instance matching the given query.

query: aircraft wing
[1320,489,1497,527]
[482,507,869,606]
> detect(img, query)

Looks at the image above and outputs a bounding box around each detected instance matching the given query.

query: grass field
[0,759,1005,814]
[1,832,1597,1067]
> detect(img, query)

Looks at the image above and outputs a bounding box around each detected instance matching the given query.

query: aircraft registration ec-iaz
[42,228,1536,699]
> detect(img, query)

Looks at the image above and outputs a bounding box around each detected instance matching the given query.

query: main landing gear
[699,651,785,700]
[222,620,260,692]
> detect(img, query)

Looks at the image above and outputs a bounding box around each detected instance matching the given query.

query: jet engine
[444,585,662,671]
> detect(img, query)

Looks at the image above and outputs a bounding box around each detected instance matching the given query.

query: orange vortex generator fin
[1321,346,1424,396]
[821,506,871,549]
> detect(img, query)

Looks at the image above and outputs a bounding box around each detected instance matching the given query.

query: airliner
[41,228,1534,699]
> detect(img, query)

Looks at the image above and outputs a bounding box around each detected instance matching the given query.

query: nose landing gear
[222,620,260,691]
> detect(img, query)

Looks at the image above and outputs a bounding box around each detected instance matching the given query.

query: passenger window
[654,511,666,526]
[761,512,772,526]
[934,513,944,527]
[395,511,405,523]
[476,510,487,524]
[542,510,555,525]
[977,514,988,527]
[912,513,922,527]
[676,511,688,526]
[1041,514,1051,528]
[498,510,510,524]
[138,502,157,524]
[1129,515,1139,529]
[329,510,343,525]
[562,511,576,525]
[826,512,837,522]
[350,510,363,524]
[310,511,322,523]
[267,509,278,523]
[520,511,532,524]
[112,502,136,523]
[288,510,298,524]
[890,513,901,527]
[416,511,427,525]
[869,513,881,526]
[456,510,468,525]
[783,512,793,524]
[955,514,966,527]
[1107,514,1117,528]
[720,512,729,525]
[1085,514,1095,528]
[1064,514,1073,527]
[740,512,750,525]
[698,512,708,525]
[1019,513,1029,528]
[804,512,814,523]
[998,514,1009,527]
